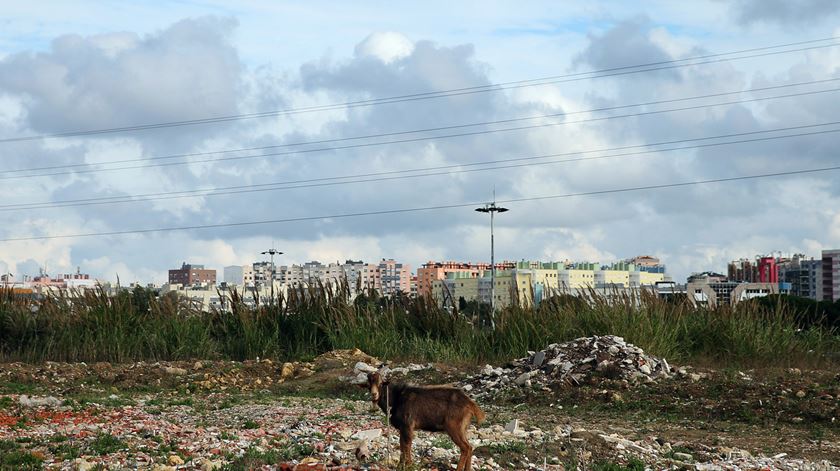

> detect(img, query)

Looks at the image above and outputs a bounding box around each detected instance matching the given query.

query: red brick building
[168,263,216,285]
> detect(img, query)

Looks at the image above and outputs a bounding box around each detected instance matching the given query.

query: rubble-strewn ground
[0,344,838,470]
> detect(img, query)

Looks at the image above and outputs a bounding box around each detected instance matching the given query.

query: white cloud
[354,32,414,64]
[1,7,839,284]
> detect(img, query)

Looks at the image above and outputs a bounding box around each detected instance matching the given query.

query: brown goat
[364,372,485,471]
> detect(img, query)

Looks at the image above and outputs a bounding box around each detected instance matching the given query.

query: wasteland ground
[0,349,837,470]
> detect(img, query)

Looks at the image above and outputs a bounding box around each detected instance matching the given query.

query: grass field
[1,284,837,368]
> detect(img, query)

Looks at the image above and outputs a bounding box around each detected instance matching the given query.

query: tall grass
[0,284,836,367]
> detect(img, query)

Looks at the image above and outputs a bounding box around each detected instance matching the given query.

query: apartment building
[823,249,840,302]
[168,263,216,285]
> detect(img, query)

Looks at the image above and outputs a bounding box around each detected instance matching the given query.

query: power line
[1,37,839,144]
[4,121,840,211]
[5,81,840,180]
[5,75,840,175]
[3,121,840,211]
[2,165,837,242]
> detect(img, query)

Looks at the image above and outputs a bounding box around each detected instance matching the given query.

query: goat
[363,372,485,471]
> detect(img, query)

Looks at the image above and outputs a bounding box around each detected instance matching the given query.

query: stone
[639,364,652,375]
[354,442,370,461]
[201,461,223,471]
[673,452,693,461]
[514,372,531,386]
[796,390,806,398]
[505,419,520,433]
[533,351,546,367]
[482,364,495,376]
[164,366,187,376]
[168,455,185,465]
[354,362,377,374]
[351,429,382,440]
[280,362,295,379]
[75,459,95,471]
[18,395,62,408]
[193,361,204,370]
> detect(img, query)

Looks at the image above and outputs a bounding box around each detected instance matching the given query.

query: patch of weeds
[216,396,242,410]
[430,436,455,450]
[0,381,37,394]
[809,426,826,447]
[90,433,126,455]
[48,434,69,443]
[168,397,194,407]
[242,419,259,429]
[221,447,282,470]
[276,441,314,461]
[219,431,238,440]
[486,441,527,454]
[593,457,646,471]
[15,437,33,444]
[156,439,179,455]
[50,442,82,460]
[0,450,43,469]
[0,396,13,408]
[0,439,18,451]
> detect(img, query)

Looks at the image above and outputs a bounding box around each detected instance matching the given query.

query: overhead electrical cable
[2,165,838,242]
[3,122,840,212]
[4,75,840,175]
[1,36,839,144]
[4,82,840,180]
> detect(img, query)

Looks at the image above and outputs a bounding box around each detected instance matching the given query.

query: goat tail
[469,400,486,424]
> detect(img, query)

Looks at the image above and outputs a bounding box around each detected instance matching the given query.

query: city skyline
[2,2,840,288]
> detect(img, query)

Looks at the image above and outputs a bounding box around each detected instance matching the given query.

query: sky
[1,0,840,284]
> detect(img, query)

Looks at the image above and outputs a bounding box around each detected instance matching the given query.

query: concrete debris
[18,395,62,408]
[463,335,673,398]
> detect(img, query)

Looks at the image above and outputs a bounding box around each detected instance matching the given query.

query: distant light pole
[261,248,283,301]
[475,197,508,327]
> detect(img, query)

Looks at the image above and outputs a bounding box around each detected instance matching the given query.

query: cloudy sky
[1,0,840,284]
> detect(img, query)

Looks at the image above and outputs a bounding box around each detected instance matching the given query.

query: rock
[570,429,598,441]
[168,455,185,465]
[349,372,368,384]
[19,395,61,408]
[673,452,693,461]
[639,364,652,375]
[354,362,377,374]
[152,466,176,471]
[351,429,382,440]
[201,460,223,471]
[75,459,95,471]
[164,366,187,376]
[514,372,530,386]
[431,447,449,459]
[796,390,806,398]
[193,361,204,370]
[355,442,370,461]
[505,419,520,433]
[533,351,546,367]
[482,364,495,376]
[280,362,295,379]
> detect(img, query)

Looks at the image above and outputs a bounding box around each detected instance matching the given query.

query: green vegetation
[1,284,837,367]
[485,440,527,454]
[593,457,646,471]
[90,432,126,455]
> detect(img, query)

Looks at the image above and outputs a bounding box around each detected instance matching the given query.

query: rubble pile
[463,335,673,397]
[344,361,435,384]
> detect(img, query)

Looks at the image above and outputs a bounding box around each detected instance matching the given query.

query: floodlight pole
[475,198,509,329]
[261,248,283,302]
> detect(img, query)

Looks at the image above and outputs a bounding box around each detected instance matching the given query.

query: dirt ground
[0,351,837,470]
